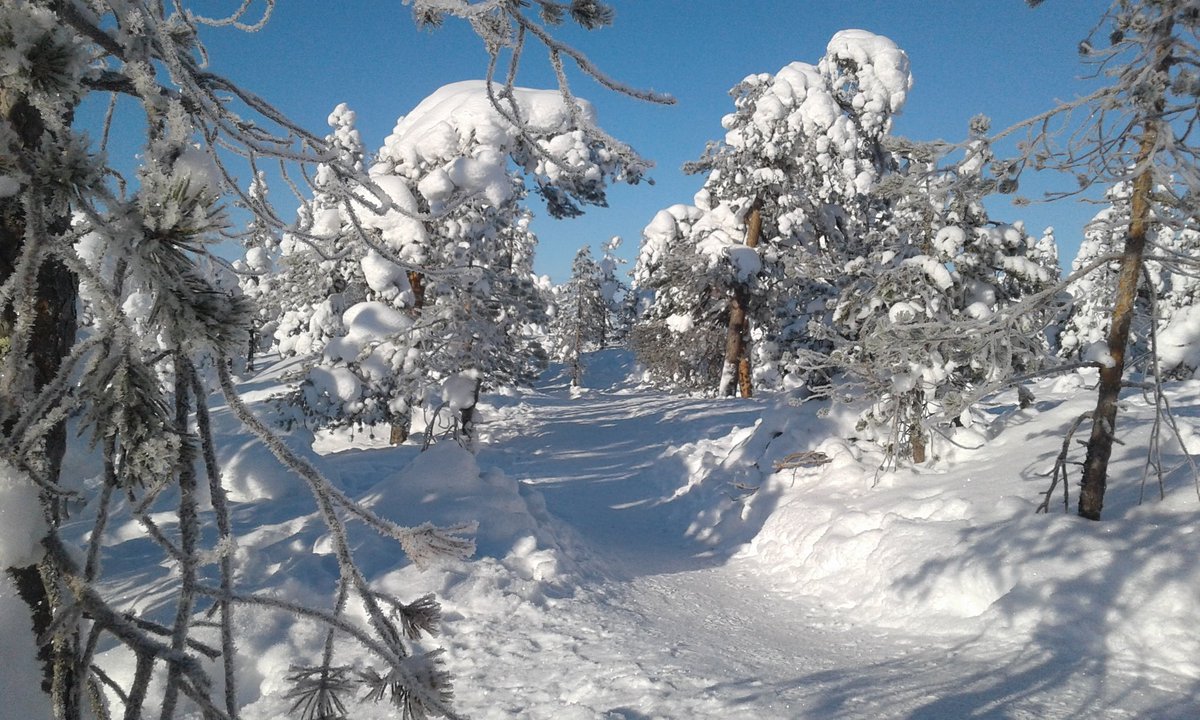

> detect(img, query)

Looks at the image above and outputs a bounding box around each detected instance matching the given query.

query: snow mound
[362,441,578,596]
[0,460,47,567]
[661,378,1200,678]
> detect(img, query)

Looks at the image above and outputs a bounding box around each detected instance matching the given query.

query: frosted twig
[190,367,240,719]
[1037,412,1093,514]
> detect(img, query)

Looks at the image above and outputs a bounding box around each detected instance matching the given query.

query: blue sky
[139,1,1108,283]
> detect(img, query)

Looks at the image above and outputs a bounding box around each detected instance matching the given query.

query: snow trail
[73,356,1200,719]
[453,370,1200,719]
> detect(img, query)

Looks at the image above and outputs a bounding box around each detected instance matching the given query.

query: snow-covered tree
[271,103,371,359]
[282,81,644,444]
[0,0,666,716]
[834,122,1058,462]
[1058,183,1157,368]
[234,170,283,370]
[630,204,729,392]
[597,236,633,344]
[552,245,607,386]
[1057,177,1200,382]
[636,30,914,397]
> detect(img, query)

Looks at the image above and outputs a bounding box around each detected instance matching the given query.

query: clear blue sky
[126,1,1108,283]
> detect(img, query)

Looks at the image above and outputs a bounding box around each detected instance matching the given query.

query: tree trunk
[571,296,584,387]
[0,88,80,718]
[389,270,428,445]
[389,419,410,445]
[1077,24,1170,521]
[459,375,482,447]
[720,198,763,398]
[906,389,927,464]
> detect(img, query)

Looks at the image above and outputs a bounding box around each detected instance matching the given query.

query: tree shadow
[704,627,1199,718]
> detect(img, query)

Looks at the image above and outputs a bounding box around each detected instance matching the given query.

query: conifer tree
[597,236,633,344]
[835,121,1058,462]
[553,246,607,386]
[637,30,914,397]
[1021,0,1200,519]
[276,81,643,444]
[630,204,729,391]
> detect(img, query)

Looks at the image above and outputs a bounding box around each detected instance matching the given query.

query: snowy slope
[8,349,1200,719]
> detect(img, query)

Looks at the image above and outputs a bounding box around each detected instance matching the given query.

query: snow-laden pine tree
[1156,225,1200,376]
[274,81,644,444]
[552,245,608,386]
[834,120,1058,462]
[597,236,633,344]
[0,0,667,717]
[234,170,283,371]
[635,30,914,397]
[630,203,729,391]
[1058,182,1157,368]
[271,103,371,359]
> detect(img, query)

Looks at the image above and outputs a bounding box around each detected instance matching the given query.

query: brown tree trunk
[389,270,428,445]
[408,270,426,310]
[721,198,763,398]
[0,88,80,717]
[908,389,927,464]
[1078,39,1167,519]
[459,375,482,446]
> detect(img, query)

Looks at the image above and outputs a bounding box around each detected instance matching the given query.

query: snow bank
[0,577,51,717]
[363,442,562,575]
[0,460,47,567]
[663,378,1200,679]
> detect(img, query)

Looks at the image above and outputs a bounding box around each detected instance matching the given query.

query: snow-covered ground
[7,349,1200,719]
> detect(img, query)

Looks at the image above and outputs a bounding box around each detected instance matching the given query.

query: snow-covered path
[209,359,1200,719]
[447,379,1199,719]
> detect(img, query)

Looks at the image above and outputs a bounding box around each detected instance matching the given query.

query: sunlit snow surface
[9,350,1200,718]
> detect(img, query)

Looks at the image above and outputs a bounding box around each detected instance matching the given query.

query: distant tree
[553,246,607,386]
[234,171,283,371]
[597,236,633,344]
[1058,183,1157,368]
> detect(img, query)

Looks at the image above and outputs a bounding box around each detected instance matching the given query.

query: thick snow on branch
[820,29,913,136]
[374,80,629,217]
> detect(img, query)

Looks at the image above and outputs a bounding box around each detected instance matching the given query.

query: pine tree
[638,30,914,397]
[1022,0,1200,519]
[553,246,607,386]
[630,204,728,392]
[834,121,1058,463]
[597,236,633,344]
[235,171,283,371]
[1058,183,1156,368]
[272,104,371,359]
[280,81,643,444]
